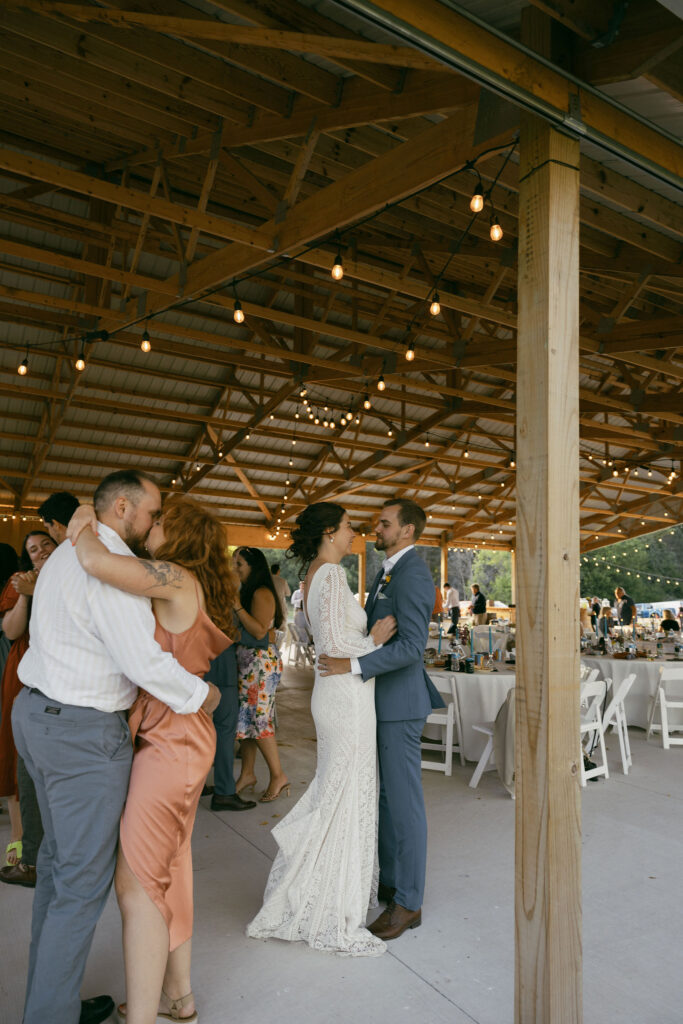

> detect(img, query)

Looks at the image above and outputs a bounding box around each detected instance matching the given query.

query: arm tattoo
[141,561,185,589]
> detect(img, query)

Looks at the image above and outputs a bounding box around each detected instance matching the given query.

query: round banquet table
[580,656,683,728]
[428,668,516,761]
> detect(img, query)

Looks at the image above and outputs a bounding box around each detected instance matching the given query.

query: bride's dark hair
[287,502,346,569]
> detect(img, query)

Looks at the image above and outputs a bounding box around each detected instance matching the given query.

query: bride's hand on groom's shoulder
[67,504,98,544]
[371,615,397,646]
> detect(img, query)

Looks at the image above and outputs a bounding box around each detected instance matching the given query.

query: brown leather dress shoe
[0,861,37,888]
[367,901,421,940]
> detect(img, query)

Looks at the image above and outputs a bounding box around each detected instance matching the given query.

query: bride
[246,503,396,956]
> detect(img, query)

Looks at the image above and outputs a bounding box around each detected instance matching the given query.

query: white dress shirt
[19,523,208,714]
[349,545,414,674]
[445,586,460,609]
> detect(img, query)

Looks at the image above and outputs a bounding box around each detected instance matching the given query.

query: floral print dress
[236,624,282,739]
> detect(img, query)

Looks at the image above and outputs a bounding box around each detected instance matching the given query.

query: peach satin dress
[119,597,230,951]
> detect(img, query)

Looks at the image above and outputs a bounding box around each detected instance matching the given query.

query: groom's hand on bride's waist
[317,655,351,676]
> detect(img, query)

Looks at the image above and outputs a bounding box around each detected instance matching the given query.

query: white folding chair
[602,673,636,773]
[293,624,316,668]
[468,722,495,788]
[421,674,464,776]
[646,666,683,748]
[580,678,609,785]
[285,623,308,667]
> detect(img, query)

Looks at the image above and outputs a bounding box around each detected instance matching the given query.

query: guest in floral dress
[233,547,288,803]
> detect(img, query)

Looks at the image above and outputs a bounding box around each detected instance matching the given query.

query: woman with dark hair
[68,497,233,1024]
[232,546,288,803]
[0,532,56,872]
[246,503,396,956]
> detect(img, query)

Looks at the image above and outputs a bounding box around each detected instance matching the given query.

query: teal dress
[236,623,282,739]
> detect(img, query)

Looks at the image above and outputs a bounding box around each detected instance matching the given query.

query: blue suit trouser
[212,684,239,797]
[377,717,428,912]
[12,687,132,1024]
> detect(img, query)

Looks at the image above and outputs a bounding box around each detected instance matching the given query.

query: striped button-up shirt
[19,522,208,714]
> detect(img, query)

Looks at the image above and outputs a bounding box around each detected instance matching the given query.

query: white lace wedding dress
[246,562,386,956]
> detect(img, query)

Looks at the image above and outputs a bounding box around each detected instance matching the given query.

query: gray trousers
[377,717,428,912]
[12,687,132,1024]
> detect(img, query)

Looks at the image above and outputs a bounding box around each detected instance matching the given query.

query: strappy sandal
[4,840,22,867]
[117,991,198,1023]
[159,990,198,1022]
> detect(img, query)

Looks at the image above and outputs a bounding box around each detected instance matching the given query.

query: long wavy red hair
[152,497,238,639]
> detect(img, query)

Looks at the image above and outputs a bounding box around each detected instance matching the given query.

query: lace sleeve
[317,564,378,658]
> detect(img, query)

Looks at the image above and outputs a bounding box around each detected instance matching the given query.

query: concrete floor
[1,666,682,1024]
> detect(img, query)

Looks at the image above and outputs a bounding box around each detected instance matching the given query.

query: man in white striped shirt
[13,470,220,1024]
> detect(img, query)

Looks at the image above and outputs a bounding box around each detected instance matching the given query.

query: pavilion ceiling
[0,0,682,550]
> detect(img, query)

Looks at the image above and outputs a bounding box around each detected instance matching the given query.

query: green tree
[580,525,683,606]
[469,549,512,605]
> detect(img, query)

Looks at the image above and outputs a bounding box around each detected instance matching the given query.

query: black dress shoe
[377,882,396,903]
[211,792,256,811]
[80,994,115,1024]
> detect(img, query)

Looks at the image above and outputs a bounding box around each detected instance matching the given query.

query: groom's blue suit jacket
[358,547,445,721]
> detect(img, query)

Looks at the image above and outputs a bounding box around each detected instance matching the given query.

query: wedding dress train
[246,562,385,956]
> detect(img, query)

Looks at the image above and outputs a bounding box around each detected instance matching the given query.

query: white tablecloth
[581,656,682,728]
[429,669,516,761]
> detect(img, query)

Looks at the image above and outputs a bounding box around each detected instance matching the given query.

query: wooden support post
[510,549,517,607]
[440,543,449,590]
[357,547,367,606]
[515,105,582,1024]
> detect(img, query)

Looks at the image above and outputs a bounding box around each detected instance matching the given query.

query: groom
[318,498,444,939]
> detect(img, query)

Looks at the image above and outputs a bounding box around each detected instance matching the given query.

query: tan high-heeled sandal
[159,990,198,1022]
[117,990,198,1023]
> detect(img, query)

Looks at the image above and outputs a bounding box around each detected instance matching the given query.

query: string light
[489,215,503,242]
[18,354,28,376]
[469,181,484,213]
[141,326,151,353]
[75,351,86,372]
[299,384,307,398]
[331,250,343,281]
[429,293,441,317]
[405,340,415,361]
[340,414,347,426]
[387,426,393,437]
[377,374,386,392]
[463,448,469,459]
[363,394,371,410]
[233,299,244,324]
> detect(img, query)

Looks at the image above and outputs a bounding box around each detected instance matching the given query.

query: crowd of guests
[0,475,290,1024]
[585,585,682,637]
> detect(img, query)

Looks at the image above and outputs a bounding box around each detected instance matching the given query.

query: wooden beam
[6,4,442,69]
[515,14,582,1021]
[103,97,517,328]
[0,149,270,249]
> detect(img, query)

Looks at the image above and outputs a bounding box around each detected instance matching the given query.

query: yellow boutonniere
[379,573,391,592]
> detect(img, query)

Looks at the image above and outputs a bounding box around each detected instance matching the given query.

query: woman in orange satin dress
[71,498,238,1024]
